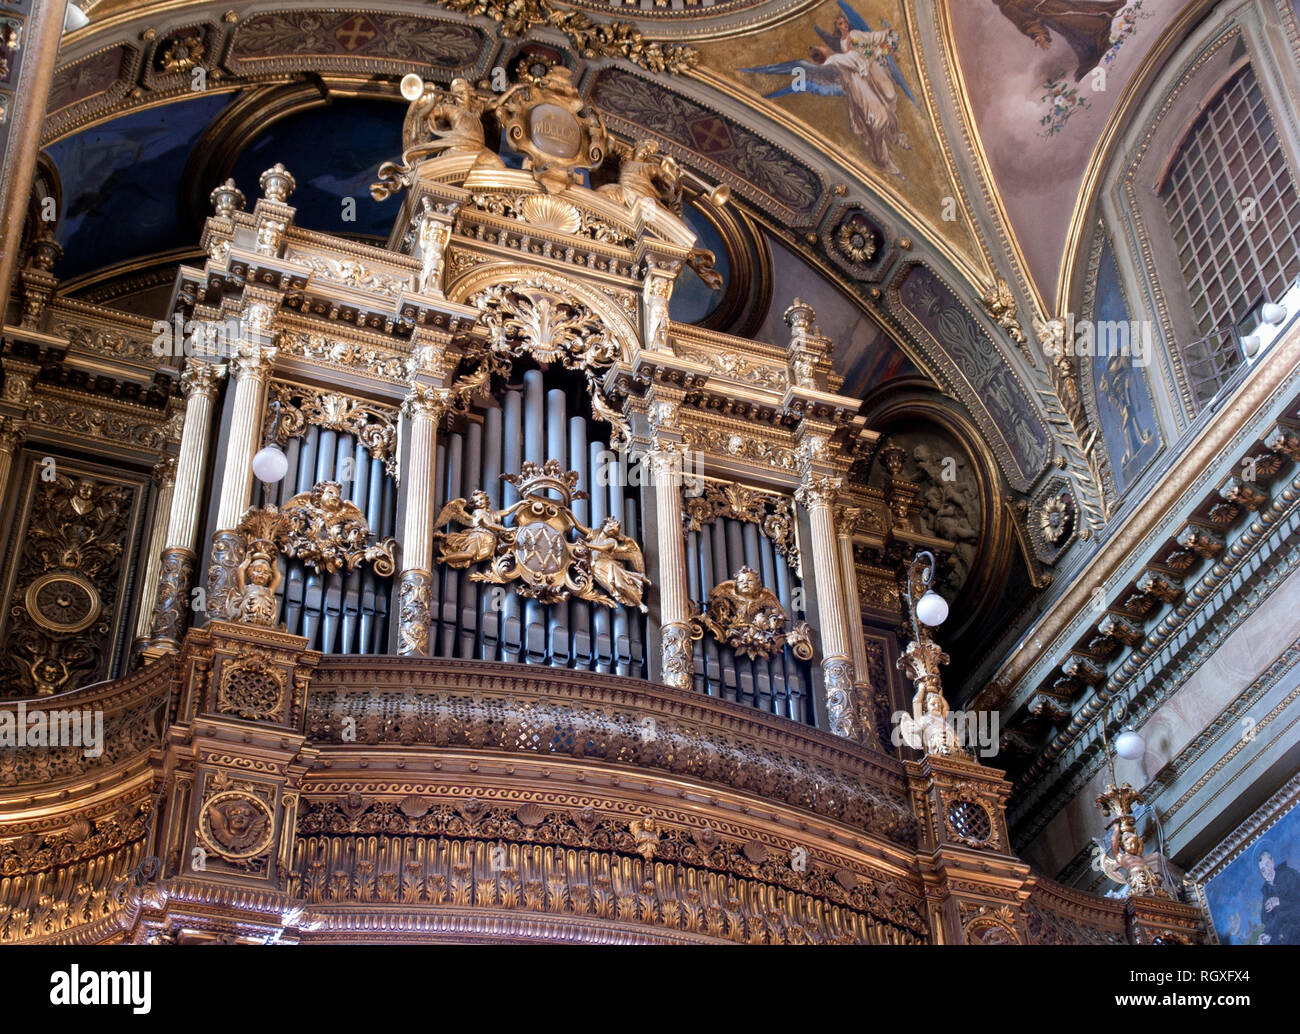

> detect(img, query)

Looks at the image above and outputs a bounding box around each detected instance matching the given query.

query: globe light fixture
[64,2,89,31]
[916,589,949,628]
[252,443,289,484]
[1261,301,1288,326]
[1242,334,1261,358]
[1114,727,1145,760]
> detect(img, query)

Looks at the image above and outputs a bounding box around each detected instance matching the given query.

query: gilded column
[397,385,444,656]
[835,504,874,745]
[0,416,24,513]
[149,360,224,651]
[133,456,177,651]
[797,473,858,739]
[207,335,276,619]
[0,0,64,310]
[648,390,693,690]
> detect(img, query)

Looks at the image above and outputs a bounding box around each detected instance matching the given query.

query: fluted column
[647,390,693,690]
[148,360,224,651]
[797,474,858,739]
[207,338,276,620]
[0,416,24,514]
[133,456,178,651]
[397,385,444,656]
[834,504,874,745]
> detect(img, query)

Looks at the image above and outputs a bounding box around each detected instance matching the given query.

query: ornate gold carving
[682,481,799,571]
[282,482,398,576]
[373,77,504,200]
[496,65,608,194]
[599,139,681,211]
[295,254,410,297]
[160,34,204,75]
[440,0,697,74]
[1033,316,1109,530]
[399,569,434,657]
[434,460,649,611]
[0,475,134,697]
[696,566,813,661]
[150,547,194,645]
[981,276,1026,347]
[217,652,288,722]
[267,384,399,477]
[199,789,274,861]
[1095,782,1167,899]
[469,275,627,445]
[681,425,798,473]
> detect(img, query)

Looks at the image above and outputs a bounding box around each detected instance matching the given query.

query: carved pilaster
[835,504,874,745]
[133,457,178,649]
[213,340,275,535]
[147,360,224,655]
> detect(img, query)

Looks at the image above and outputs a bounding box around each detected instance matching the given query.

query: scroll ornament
[433,460,649,611]
[695,566,813,661]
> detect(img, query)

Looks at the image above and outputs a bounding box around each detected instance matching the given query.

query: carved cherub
[1097,826,1167,898]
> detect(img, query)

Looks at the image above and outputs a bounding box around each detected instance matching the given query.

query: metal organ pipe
[421,374,643,678]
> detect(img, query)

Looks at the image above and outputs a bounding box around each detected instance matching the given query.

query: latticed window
[1160,64,1300,406]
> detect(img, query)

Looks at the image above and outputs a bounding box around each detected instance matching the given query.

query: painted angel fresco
[992,0,1128,81]
[741,2,918,176]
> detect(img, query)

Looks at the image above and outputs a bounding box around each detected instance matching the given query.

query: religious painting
[947,0,1194,301]
[739,1,917,177]
[1089,236,1160,494]
[698,0,983,271]
[1202,798,1300,945]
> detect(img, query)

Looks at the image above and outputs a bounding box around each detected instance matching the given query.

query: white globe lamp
[915,590,949,628]
[252,443,290,484]
[1114,728,1145,761]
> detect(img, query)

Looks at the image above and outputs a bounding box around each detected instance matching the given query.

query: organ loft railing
[138,66,905,746]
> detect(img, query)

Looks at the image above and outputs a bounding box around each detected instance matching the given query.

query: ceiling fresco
[945,0,1199,305]
[697,0,986,275]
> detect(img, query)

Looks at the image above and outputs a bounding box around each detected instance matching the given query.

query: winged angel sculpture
[434,460,649,611]
[742,1,918,176]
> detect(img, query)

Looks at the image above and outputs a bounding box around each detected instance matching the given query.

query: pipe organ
[131,68,895,741]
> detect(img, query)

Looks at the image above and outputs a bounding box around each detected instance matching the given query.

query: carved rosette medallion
[198,790,275,861]
[24,572,103,635]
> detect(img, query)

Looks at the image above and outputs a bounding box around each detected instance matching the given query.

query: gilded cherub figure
[586,516,650,612]
[433,490,515,568]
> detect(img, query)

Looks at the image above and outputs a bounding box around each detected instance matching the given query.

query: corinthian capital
[0,415,26,451]
[228,343,277,381]
[833,504,862,536]
[402,384,449,421]
[180,359,224,399]
[795,474,842,510]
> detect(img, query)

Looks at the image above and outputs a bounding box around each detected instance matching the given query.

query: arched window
[1160,64,1300,405]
